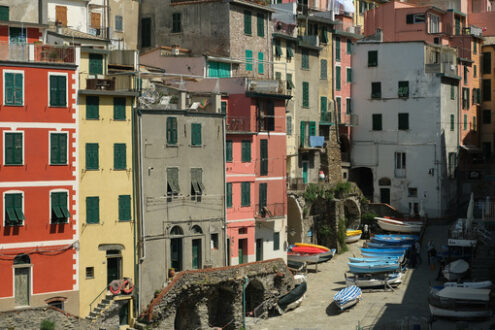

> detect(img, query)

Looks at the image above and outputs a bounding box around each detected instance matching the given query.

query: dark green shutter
[4,132,22,165]
[451,85,455,100]
[450,114,455,131]
[167,117,177,145]
[89,54,103,75]
[172,13,181,33]
[322,27,328,44]
[336,66,341,90]
[5,72,13,105]
[372,114,382,130]
[347,39,352,54]
[0,6,9,21]
[221,101,227,113]
[114,143,126,170]
[50,133,67,165]
[368,50,378,67]
[5,72,22,106]
[259,183,267,213]
[49,75,58,106]
[335,37,341,61]
[118,195,131,221]
[244,10,251,35]
[286,73,294,90]
[464,114,467,130]
[86,197,99,224]
[398,113,409,130]
[260,140,268,176]
[246,50,253,71]
[5,194,17,223]
[300,121,306,146]
[86,96,99,119]
[86,143,99,170]
[258,52,264,74]
[257,13,264,37]
[320,59,327,80]
[242,140,251,162]
[226,140,233,162]
[241,182,250,206]
[320,96,327,121]
[50,75,66,107]
[466,88,470,108]
[273,232,280,250]
[346,99,352,114]
[309,121,316,136]
[286,43,293,59]
[14,73,22,105]
[302,50,309,69]
[13,193,24,221]
[302,82,309,107]
[372,82,381,98]
[226,183,232,208]
[398,81,409,98]
[114,97,126,120]
[191,123,202,146]
[347,68,352,83]
[337,98,342,122]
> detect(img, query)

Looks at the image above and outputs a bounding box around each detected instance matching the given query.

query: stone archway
[208,286,236,329]
[245,279,264,316]
[349,167,374,201]
[287,195,303,245]
[174,300,201,330]
[344,198,361,229]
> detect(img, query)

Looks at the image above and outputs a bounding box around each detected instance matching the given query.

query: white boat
[345,232,362,243]
[375,217,423,233]
[345,272,403,288]
[444,280,492,289]
[287,253,320,264]
[429,286,492,319]
[442,259,469,281]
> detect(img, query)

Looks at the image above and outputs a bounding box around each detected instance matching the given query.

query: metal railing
[255,202,286,219]
[89,285,109,316]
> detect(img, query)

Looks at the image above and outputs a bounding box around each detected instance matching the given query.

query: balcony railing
[298,35,319,48]
[226,116,253,132]
[0,43,75,64]
[255,203,286,220]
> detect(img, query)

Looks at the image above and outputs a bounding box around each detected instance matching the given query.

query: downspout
[223,106,228,266]
[132,50,140,314]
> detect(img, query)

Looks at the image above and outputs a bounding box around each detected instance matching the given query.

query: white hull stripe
[255,177,285,181]
[0,122,76,129]
[0,180,76,188]
[0,239,76,250]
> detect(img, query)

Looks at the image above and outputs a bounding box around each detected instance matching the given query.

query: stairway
[86,292,114,321]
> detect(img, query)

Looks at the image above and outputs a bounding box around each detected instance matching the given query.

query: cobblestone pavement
[251,224,493,330]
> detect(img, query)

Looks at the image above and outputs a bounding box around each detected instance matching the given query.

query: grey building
[135,87,227,309]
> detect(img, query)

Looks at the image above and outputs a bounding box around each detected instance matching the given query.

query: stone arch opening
[245,279,264,316]
[208,286,236,329]
[174,299,201,330]
[344,198,361,229]
[287,195,303,245]
[378,177,391,186]
[191,225,202,234]
[349,167,374,201]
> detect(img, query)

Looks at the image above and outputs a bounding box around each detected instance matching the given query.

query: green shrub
[40,319,55,330]
[361,212,377,225]
[337,218,348,253]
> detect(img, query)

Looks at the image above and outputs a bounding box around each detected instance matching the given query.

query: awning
[206,56,243,65]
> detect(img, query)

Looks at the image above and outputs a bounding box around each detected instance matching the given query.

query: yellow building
[481,38,495,158]
[353,0,383,32]
[77,47,137,323]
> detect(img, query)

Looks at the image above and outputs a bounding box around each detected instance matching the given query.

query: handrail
[89,285,108,315]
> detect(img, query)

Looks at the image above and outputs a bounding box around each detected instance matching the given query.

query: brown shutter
[91,12,101,28]
[56,6,67,26]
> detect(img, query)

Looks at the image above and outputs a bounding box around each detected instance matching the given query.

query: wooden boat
[287,253,320,264]
[362,252,404,259]
[278,282,307,311]
[366,242,412,249]
[287,259,306,271]
[348,261,400,274]
[345,272,403,288]
[346,229,362,236]
[294,242,330,251]
[428,286,492,319]
[349,256,401,263]
[442,259,469,281]
[333,285,362,311]
[371,234,418,245]
[361,247,407,256]
[345,229,362,243]
[375,217,423,233]
[444,280,492,289]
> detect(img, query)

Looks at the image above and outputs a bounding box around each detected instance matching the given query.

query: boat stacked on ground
[371,234,418,245]
[444,280,492,289]
[345,272,403,288]
[442,259,469,281]
[345,229,362,244]
[278,281,307,312]
[428,286,492,319]
[348,261,400,274]
[287,243,336,264]
[333,285,362,311]
[375,216,424,233]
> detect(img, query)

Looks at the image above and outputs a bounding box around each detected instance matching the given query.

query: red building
[0,22,78,314]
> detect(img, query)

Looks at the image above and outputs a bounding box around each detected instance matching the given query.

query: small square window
[86,267,94,279]
[408,187,418,197]
[211,233,219,249]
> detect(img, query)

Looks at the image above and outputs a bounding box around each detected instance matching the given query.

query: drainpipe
[223,111,228,267]
[242,277,249,329]
[132,50,139,314]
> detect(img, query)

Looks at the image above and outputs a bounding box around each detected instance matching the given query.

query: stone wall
[0,307,90,330]
[326,125,343,184]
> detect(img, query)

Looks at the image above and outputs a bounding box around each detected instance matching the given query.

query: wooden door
[55,6,67,26]
[91,12,101,28]
[14,267,29,306]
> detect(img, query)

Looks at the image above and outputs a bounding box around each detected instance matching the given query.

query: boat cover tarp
[334,285,362,305]
[446,259,469,274]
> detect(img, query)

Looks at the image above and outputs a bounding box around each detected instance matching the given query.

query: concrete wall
[138,109,226,310]
[0,0,39,23]
[46,0,88,33]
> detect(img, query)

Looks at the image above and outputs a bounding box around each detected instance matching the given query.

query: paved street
[252,224,493,330]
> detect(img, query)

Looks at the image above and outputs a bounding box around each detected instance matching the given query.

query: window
[321,96,327,119]
[115,15,123,32]
[89,54,103,76]
[462,87,470,108]
[4,132,22,165]
[368,50,378,67]
[166,117,178,145]
[9,27,26,43]
[259,182,267,215]
[51,191,70,223]
[453,16,460,35]
[286,43,293,60]
[320,59,327,80]
[473,116,477,131]
[273,232,280,250]
[371,82,381,99]
[398,113,409,130]
[258,52,264,74]
[395,152,406,169]
[49,75,67,107]
[141,18,151,48]
[85,143,99,170]
[406,13,425,24]
[335,37,341,61]
[113,97,126,120]
[257,13,264,37]
[408,188,418,197]
[451,85,455,100]
[86,196,99,224]
[260,139,268,176]
[346,68,352,83]
[372,114,382,131]
[448,152,457,178]
[118,195,131,221]
[309,121,317,136]
[245,50,253,71]
[172,13,181,33]
[85,267,94,279]
[50,132,67,165]
[474,65,477,78]
[398,81,409,98]
[429,14,440,33]
[286,73,294,90]
[287,116,292,135]
[302,81,309,108]
[226,140,233,162]
[336,97,342,123]
[464,65,468,84]
[483,110,491,124]
[113,143,126,170]
[244,10,252,35]
[346,98,352,114]
[191,123,202,146]
[274,39,282,57]
[483,52,491,75]
[167,168,179,196]
[211,233,219,249]
[208,61,231,78]
[221,101,227,113]
[226,183,232,208]
[300,121,306,146]
[4,71,23,106]
[335,66,341,90]
[4,193,24,226]
[0,6,9,21]
[346,39,352,54]
[474,40,477,54]
[275,72,281,81]
[482,79,491,101]
[190,168,204,197]
[302,49,309,69]
[464,114,468,130]
[241,182,250,207]
[86,96,99,119]
[450,114,455,131]
[241,140,251,162]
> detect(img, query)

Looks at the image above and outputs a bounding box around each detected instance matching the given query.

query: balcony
[226,115,253,133]
[298,35,319,48]
[320,112,333,124]
[425,62,457,78]
[255,203,286,220]
[247,79,286,96]
[0,43,75,64]
[86,78,115,91]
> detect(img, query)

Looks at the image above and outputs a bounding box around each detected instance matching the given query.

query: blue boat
[349,256,401,263]
[361,247,407,256]
[367,242,412,249]
[333,285,362,310]
[348,261,400,274]
[362,252,405,258]
[372,234,418,245]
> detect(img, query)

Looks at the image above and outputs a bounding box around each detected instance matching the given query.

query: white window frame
[3,190,25,226]
[11,264,33,302]
[3,130,25,166]
[3,69,25,106]
[395,152,406,169]
[47,72,69,108]
[429,14,440,33]
[49,188,70,224]
[48,131,69,166]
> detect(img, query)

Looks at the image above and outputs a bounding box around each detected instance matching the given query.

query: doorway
[171,238,183,271]
[119,300,130,326]
[380,188,390,204]
[106,250,122,284]
[192,239,202,269]
[238,239,247,264]
[256,239,263,261]
[14,268,29,306]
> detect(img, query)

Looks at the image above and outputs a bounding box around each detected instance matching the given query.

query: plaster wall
[46,0,88,33]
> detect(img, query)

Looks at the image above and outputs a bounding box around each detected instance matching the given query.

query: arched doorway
[191,225,202,269]
[13,254,31,306]
[349,167,374,201]
[208,286,236,329]
[245,279,264,316]
[287,195,303,245]
[170,226,183,271]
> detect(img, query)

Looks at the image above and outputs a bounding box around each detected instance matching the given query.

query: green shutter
[336,98,342,122]
[0,6,9,21]
[372,114,382,130]
[320,59,327,80]
[259,183,267,213]
[464,65,468,84]
[245,50,253,71]
[466,88,470,108]
[398,81,409,98]
[368,50,378,67]
[13,193,24,221]
[398,113,409,130]
[86,196,99,224]
[241,140,251,162]
[450,114,455,131]
[118,195,131,221]
[274,39,282,57]
[244,10,251,35]
[320,96,327,118]
[464,114,467,130]
[86,143,99,170]
[50,75,66,107]
[226,140,233,162]
[52,192,69,223]
[14,73,22,105]
[300,121,306,147]
[167,167,180,194]
[347,39,352,54]
[302,50,309,69]
[336,66,341,90]
[260,139,268,176]
[451,85,455,100]
[113,97,126,120]
[50,133,67,165]
[191,123,202,146]
[273,232,280,250]
[167,117,177,145]
[346,99,352,114]
[321,27,328,44]
[372,82,381,98]
[286,44,293,59]
[302,82,309,107]
[258,52,264,74]
[5,194,17,223]
[208,61,218,77]
[226,183,232,208]
[5,72,22,106]
[5,72,13,105]
[221,101,227,113]
[172,13,181,33]
[257,13,264,37]
[114,143,126,170]
[335,37,341,61]
[347,68,352,83]
[4,132,22,165]
[286,73,294,90]
[86,96,99,119]
[309,121,316,136]
[241,182,250,206]
[89,54,103,75]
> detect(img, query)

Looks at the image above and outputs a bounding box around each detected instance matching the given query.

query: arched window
[170,226,183,236]
[191,225,202,234]
[378,177,391,186]
[14,254,30,265]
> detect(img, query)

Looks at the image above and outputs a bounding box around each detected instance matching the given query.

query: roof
[0,20,48,29]
[47,27,109,43]
[333,30,363,40]
[171,0,275,12]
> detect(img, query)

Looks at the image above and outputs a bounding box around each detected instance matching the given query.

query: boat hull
[294,242,330,251]
[278,282,307,310]
[444,281,493,289]
[348,262,400,274]
[429,304,492,319]
[375,217,422,233]
[349,256,401,263]
[288,253,320,264]
[346,272,403,288]
[335,298,359,311]
[345,233,362,243]
[333,285,362,311]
